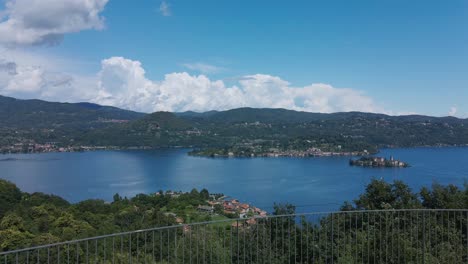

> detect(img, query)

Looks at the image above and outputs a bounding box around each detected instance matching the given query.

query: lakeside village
[0,142,151,154]
[158,191,268,230]
[349,156,410,168]
[190,147,370,158]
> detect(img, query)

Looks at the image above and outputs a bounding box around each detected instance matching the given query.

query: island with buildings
[349,156,409,168]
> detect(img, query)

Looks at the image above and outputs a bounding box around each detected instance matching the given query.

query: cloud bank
[0,55,384,114]
[0,0,108,46]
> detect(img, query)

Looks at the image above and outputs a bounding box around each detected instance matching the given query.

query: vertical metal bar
[306,216,309,264]
[189,226,192,264]
[300,217,303,264]
[397,210,400,263]
[379,212,382,263]
[294,216,297,263]
[257,218,259,262]
[289,217,292,264]
[152,231,155,262]
[86,240,89,264]
[144,232,147,264]
[422,211,426,264]
[385,211,388,264]
[160,230,162,264]
[416,211,419,262]
[104,238,107,263]
[270,218,273,264]
[182,228,185,264]
[136,232,139,263]
[129,233,132,264]
[325,214,328,263]
[361,211,364,264]
[76,242,79,264]
[203,225,206,264]
[167,228,170,264]
[355,212,358,262]
[243,220,246,264]
[373,212,376,264]
[367,212,370,264]
[390,211,393,264]
[331,213,334,264]
[237,220,240,264]
[230,222,233,264]
[112,236,115,264]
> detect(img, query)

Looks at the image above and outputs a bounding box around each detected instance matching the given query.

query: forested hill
[0,95,144,129]
[1,95,468,153]
[177,107,466,124]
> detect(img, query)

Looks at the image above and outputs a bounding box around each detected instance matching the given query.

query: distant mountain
[2,95,468,152]
[181,107,466,124]
[0,95,144,129]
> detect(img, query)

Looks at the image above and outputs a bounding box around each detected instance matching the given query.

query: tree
[0,214,25,231]
[354,179,394,209]
[0,179,22,218]
[200,188,209,200]
[113,193,122,203]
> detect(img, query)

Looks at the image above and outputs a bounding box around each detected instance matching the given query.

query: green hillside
[1,95,468,154]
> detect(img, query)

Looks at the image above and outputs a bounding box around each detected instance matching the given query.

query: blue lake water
[0,147,467,212]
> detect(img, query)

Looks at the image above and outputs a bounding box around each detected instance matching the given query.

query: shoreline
[1,144,468,157]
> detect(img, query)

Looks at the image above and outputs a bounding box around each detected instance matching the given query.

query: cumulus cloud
[94,57,384,113]
[0,63,76,99]
[159,1,171,16]
[182,62,225,74]
[0,49,97,101]
[0,55,385,114]
[448,106,457,116]
[0,0,108,46]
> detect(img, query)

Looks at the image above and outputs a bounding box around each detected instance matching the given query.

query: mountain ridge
[1,95,468,154]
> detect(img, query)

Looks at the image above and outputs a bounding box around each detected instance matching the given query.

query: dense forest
[2,95,468,156]
[1,179,467,263]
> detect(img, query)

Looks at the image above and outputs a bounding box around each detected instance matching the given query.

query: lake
[0,147,467,212]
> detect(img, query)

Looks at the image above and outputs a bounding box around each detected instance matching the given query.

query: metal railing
[1,209,467,263]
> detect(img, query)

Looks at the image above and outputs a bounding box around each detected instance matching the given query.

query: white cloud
[0,54,386,114]
[159,1,171,16]
[0,49,98,101]
[448,106,457,116]
[0,0,108,46]
[94,57,384,113]
[181,62,225,74]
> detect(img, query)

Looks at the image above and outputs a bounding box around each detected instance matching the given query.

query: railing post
[331,213,334,264]
[422,212,425,264]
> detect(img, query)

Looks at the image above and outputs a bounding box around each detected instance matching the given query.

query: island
[349,156,409,168]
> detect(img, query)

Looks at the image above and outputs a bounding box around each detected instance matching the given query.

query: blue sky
[0,0,467,116]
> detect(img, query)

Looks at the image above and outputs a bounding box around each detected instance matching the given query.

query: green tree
[0,179,22,218]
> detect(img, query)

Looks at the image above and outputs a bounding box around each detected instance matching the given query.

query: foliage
[0,179,467,262]
[2,96,468,155]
